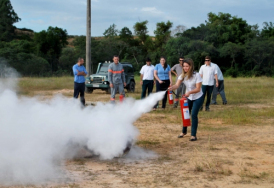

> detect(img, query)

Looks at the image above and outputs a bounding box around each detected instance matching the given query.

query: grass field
[7,76,274,187]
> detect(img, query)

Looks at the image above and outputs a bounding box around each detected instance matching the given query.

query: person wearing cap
[199,56,218,111]
[140,57,155,99]
[171,57,186,108]
[210,62,227,105]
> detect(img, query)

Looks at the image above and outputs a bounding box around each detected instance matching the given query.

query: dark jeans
[74,82,85,106]
[201,85,214,109]
[154,80,170,109]
[182,96,203,137]
[141,80,154,99]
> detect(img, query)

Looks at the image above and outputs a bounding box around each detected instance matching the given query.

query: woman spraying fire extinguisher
[168,58,203,141]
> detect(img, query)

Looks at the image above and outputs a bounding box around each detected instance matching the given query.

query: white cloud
[141,7,163,14]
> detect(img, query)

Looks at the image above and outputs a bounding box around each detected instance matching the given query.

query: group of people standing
[140,55,227,141]
[72,55,227,142]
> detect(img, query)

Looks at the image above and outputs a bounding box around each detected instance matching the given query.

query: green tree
[244,38,274,75]
[0,0,21,41]
[103,24,119,38]
[206,12,252,47]
[34,26,68,72]
[165,37,190,65]
[133,20,149,45]
[186,40,217,68]
[219,42,244,68]
[181,23,209,41]
[59,47,78,72]
[70,36,101,73]
[0,40,49,76]
[153,21,173,59]
[119,27,133,44]
[261,22,274,38]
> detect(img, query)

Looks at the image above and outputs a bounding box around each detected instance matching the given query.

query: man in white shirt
[199,56,218,111]
[171,57,186,108]
[140,57,155,99]
[211,63,227,105]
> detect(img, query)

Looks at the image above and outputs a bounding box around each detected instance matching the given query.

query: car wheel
[127,81,135,93]
[85,87,93,94]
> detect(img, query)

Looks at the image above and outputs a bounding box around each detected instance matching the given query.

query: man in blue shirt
[72,58,87,106]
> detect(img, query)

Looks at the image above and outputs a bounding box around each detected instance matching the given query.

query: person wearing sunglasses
[198,56,218,111]
[171,57,186,108]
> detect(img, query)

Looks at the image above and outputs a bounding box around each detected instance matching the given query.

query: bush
[224,67,239,78]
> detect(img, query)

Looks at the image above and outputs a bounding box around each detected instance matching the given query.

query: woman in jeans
[153,57,172,110]
[168,58,203,141]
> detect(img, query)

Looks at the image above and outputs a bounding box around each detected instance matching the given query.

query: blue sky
[11,0,274,36]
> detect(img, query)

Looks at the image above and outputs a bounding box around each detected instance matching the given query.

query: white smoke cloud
[0,58,20,92]
[0,63,165,185]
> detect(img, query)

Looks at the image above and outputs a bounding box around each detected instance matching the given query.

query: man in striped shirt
[108,55,126,103]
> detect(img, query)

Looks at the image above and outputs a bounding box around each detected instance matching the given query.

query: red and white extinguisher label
[169,94,173,100]
[183,108,190,119]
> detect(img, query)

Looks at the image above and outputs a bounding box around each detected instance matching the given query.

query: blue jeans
[211,80,227,103]
[182,96,203,137]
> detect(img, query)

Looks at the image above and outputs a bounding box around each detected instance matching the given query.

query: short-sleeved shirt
[199,63,217,86]
[140,65,155,80]
[211,62,224,80]
[171,64,183,80]
[178,72,203,100]
[154,63,171,80]
[72,64,87,83]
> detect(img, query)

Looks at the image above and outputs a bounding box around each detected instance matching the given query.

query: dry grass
[3,76,274,188]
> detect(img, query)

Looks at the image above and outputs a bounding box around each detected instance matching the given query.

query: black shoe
[211,102,217,105]
[189,137,197,141]
[223,102,227,105]
[178,133,186,138]
[205,107,210,111]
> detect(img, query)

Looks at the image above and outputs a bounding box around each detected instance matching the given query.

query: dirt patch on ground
[2,89,274,188]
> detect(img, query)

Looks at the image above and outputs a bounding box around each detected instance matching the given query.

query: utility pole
[86,0,91,75]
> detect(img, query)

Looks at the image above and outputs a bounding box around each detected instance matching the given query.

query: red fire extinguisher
[119,95,124,102]
[180,96,191,127]
[168,90,174,105]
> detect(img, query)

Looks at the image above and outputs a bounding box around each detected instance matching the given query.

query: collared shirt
[211,62,224,80]
[178,72,203,100]
[199,63,217,86]
[140,64,155,80]
[72,64,87,83]
[171,64,183,80]
[154,63,171,80]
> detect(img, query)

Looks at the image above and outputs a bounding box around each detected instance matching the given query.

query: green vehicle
[85,62,135,94]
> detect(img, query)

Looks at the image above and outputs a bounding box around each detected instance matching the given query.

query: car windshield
[98,66,108,73]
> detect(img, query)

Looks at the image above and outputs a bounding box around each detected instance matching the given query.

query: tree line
[0,0,274,77]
